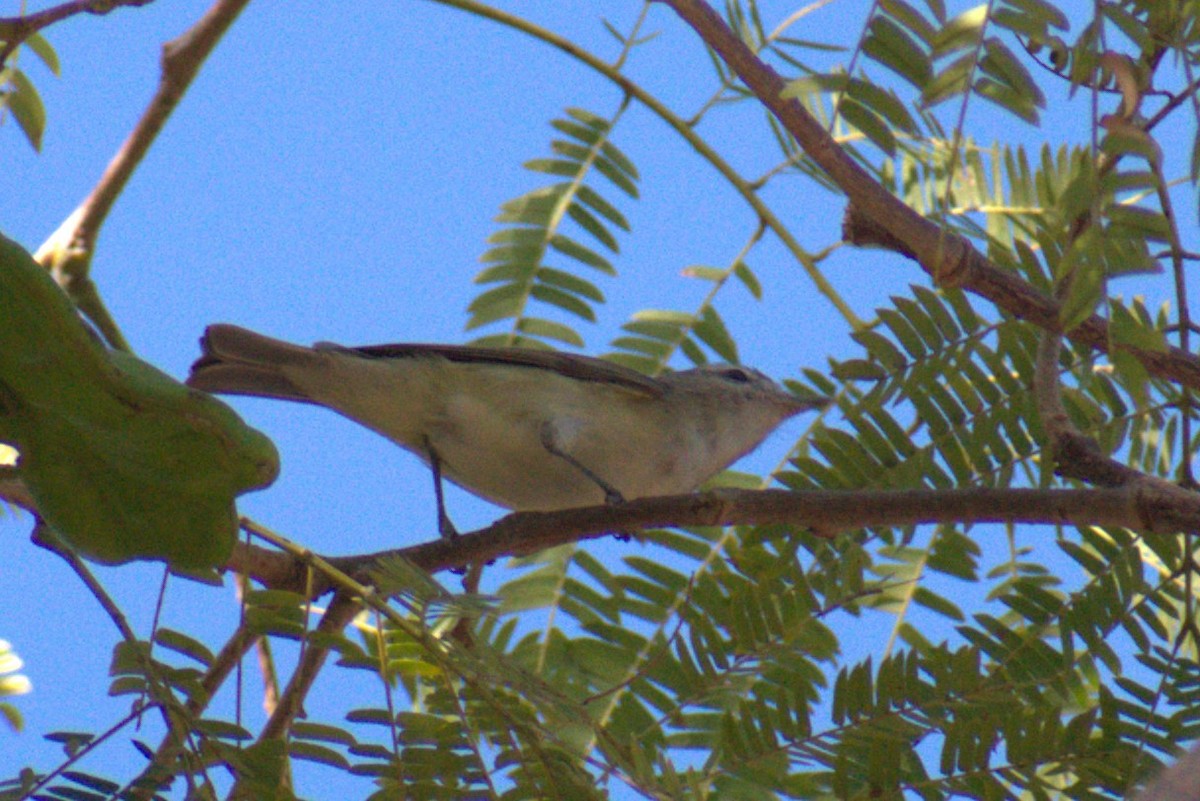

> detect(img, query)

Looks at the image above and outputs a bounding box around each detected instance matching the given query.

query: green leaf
[922,52,973,107]
[865,18,932,89]
[880,0,937,43]
[592,153,641,198]
[537,267,605,301]
[851,328,908,370]
[4,69,46,151]
[610,335,673,359]
[515,317,585,347]
[1056,231,1105,331]
[1107,205,1171,243]
[549,234,616,275]
[931,4,987,56]
[523,157,588,178]
[496,185,565,224]
[0,702,21,732]
[289,740,352,769]
[567,202,619,252]
[0,235,278,566]
[683,265,729,283]
[576,185,629,231]
[25,33,62,76]
[693,307,738,363]
[840,98,897,155]
[733,261,762,299]
[155,628,215,667]
[833,358,890,381]
[479,242,544,267]
[974,77,1040,125]
[529,285,597,321]
[847,77,919,134]
[291,721,358,745]
[465,283,525,328]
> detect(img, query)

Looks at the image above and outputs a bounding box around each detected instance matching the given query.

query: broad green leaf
[524,157,588,178]
[0,234,278,567]
[479,243,544,267]
[496,186,564,224]
[1003,0,1068,31]
[833,358,890,381]
[289,740,352,769]
[465,283,525,328]
[631,309,696,326]
[681,265,728,283]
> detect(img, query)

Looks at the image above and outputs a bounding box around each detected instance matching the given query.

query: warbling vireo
[187,324,823,536]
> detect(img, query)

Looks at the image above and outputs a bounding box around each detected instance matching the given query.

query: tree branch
[659,0,1200,393]
[32,0,252,351]
[224,485,1200,597]
[0,0,156,65]
[217,591,362,794]
[128,623,260,799]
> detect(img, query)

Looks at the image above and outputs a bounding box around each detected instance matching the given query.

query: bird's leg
[539,422,625,505]
[423,437,458,539]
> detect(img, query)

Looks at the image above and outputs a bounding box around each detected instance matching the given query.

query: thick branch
[227,485,1199,597]
[661,0,1200,392]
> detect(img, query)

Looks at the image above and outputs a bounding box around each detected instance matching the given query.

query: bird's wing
[316,342,665,397]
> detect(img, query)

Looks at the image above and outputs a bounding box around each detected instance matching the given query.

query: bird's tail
[187,324,316,402]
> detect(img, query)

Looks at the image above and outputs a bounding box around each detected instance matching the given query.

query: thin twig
[0,0,157,64]
[33,0,253,351]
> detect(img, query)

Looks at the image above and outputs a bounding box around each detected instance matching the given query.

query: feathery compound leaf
[468,108,638,347]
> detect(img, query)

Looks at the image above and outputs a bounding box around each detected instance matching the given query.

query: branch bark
[660,0,1200,392]
[223,484,1200,597]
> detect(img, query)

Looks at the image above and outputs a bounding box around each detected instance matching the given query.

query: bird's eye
[722,367,752,383]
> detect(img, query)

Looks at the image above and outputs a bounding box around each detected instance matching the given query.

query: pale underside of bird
[187,324,822,537]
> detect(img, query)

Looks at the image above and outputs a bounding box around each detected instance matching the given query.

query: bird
[187,324,823,537]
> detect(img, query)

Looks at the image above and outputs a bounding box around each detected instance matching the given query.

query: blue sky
[0,0,1179,797]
